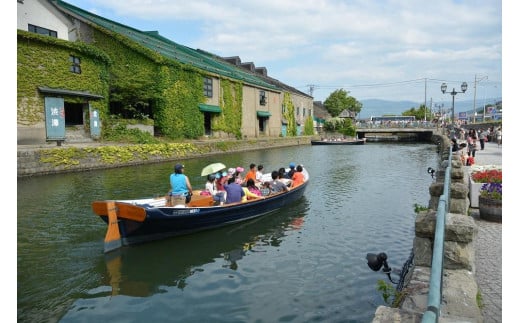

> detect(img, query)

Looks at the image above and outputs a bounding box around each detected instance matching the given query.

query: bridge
[356,125,441,142]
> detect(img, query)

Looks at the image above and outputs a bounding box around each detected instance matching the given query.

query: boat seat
[188,193,214,207]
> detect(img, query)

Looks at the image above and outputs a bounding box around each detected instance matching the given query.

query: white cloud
[65,0,503,102]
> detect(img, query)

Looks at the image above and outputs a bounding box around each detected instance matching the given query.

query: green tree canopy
[402,104,430,121]
[323,117,356,137]
[323,89,363,117]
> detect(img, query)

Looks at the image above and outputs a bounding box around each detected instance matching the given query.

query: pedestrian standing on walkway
[496,127,502,146]
[467,129,477,158]
[478,129,487,150]
[459,128,466,141]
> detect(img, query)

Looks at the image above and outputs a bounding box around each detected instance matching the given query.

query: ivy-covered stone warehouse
[17,0,320,145]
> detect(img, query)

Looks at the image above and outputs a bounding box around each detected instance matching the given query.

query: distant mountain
[358,98,501,119]
[358,99,419,118]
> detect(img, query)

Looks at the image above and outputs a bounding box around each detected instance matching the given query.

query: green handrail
[421,147,452,322]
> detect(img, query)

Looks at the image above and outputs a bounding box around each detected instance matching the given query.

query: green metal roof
[257,110,272,117]
[55,0,279,91]
[198,104,222,113]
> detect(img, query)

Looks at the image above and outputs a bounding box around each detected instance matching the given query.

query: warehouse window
[28,24,57,38]
[203,77,213,97]
[69,56,81,74]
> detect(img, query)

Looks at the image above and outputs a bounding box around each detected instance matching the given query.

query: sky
[57,0,505,106]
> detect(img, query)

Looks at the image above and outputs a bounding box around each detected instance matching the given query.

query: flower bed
[471,169,502,183]
[468,166,502,208]
[479,183,502,222]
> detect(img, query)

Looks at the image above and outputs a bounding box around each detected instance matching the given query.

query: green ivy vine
[39,143,201,167]
[282,93,297,136]
[215,79,243,139]
[17,30,111,125]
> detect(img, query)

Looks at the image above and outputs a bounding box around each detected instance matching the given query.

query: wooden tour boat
[92,166,309,253]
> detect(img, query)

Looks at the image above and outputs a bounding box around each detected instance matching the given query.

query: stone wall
[372,134,484,323]
[17,137,311,177]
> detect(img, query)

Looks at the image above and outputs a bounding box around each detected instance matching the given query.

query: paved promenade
[465,140,503,322]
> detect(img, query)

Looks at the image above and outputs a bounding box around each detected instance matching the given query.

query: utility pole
[424,78,427,121]
[307,84,315,97]
[429,97,433,122]
[473,74,487,123]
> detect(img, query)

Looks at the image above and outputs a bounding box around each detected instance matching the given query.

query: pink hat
[236,166,244,173]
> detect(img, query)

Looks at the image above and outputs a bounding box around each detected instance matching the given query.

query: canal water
[17,142,439,322]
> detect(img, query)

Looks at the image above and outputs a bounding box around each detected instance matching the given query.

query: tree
[303,115,315,135]
[402,104,430,121]
[323,89,363,117]
[323,117,356,137]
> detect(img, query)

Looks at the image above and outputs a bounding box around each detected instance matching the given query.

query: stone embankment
[373,135,502,322]
[17,137,311,177]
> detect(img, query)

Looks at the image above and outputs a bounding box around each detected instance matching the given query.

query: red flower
[471,169,502,183]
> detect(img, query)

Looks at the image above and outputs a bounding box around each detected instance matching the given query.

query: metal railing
[356,121,438,129]
[421,146,452,322]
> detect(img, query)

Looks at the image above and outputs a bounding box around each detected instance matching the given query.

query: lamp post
[441,82,468,129]
[434,103,444,119]
[434,103,444,128]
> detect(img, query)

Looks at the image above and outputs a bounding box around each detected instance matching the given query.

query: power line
[298,78,501,91]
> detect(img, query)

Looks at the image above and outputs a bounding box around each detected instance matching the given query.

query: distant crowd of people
[451,125,501,166]
[168,162,306,207]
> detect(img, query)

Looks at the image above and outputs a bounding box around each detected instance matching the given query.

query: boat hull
[95,181,308,248]
[310,139,365,145]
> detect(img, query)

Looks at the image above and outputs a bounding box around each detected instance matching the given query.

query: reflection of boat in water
[101,198,309,297]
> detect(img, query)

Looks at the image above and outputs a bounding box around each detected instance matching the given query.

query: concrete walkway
[466,140,502,322]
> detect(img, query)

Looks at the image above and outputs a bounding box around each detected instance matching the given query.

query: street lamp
[441,82,468,129]
[434,103,444,128]
[434,103,444,119]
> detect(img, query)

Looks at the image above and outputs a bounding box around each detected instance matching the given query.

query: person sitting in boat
[259,181,271,196]
[278,167,292,187]
[216,170,228,192]
[291,165,305,188]
[270,170,289,193]
[224,175,245,204]
[169,163,193,205]
[287,162,296,179]
[256,164,264,182]
[246,178,263,196]
[235,166,245,185]
[242,179,263,201]
[244,163,258,184]
[205,174,226,205]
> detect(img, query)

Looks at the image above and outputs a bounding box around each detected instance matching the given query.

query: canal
[17,142,439,322]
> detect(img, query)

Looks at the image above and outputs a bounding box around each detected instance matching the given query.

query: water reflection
[19,143,440,322]
[94,198,309,298]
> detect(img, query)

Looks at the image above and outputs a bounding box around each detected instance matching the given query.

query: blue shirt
[170,173,188,196]
[224,182,245,204]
